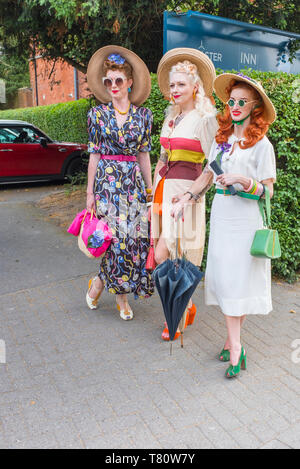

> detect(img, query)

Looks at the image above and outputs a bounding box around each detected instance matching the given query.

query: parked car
[0,120,88,183]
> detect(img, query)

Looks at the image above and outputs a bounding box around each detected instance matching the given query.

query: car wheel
[65,158,86,181]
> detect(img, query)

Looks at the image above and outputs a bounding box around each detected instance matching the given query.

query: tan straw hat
[87,45,151,106]
[214,73,276,124]
[157,47,216,98]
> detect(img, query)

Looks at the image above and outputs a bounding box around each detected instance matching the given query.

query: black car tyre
[65,157,86,180]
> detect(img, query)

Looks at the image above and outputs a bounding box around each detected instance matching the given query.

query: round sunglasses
[227,98,258,108]
[102,76,125,88]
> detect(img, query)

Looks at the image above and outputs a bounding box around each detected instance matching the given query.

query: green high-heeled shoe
[219,348,230,362]
[225,347,247,378]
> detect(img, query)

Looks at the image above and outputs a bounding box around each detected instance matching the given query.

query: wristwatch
[184,191,200,201]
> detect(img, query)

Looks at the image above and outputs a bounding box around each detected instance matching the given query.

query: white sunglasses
[102,76,125,88]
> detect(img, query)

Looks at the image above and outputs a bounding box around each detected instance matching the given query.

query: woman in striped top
[152,48,218,341]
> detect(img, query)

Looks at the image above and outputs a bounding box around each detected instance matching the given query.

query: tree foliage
[0,0,299,107]
[0,1,299,74]
[0,31,30,109]
[168,0,300,33]
[0,0,168,73]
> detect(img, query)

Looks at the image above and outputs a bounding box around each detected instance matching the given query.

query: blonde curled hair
[167,60,216,119]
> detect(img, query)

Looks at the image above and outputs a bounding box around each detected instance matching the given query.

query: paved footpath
[0,184,299,449]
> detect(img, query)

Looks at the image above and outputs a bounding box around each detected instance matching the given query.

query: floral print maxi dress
[87,102,154,298]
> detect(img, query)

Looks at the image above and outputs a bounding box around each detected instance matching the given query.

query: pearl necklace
[113,102,131,115]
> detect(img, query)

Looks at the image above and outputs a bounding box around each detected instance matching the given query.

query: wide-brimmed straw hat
[87,45,151,106]
[214,73,276,124]
[157,47,216,98]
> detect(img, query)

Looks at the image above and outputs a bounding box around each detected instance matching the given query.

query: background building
[28,55,90,107]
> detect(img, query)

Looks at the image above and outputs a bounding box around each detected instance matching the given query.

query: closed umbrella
[153,222,204,349]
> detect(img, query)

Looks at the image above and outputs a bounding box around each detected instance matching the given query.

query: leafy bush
[1,70,299,281]
[145,74,169,166]
[0,98,95,143]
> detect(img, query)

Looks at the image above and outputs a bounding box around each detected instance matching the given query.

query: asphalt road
[0,181,299,449]
[0,181,94,295]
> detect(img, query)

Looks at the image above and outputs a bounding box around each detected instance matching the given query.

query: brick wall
[29,56,90,106]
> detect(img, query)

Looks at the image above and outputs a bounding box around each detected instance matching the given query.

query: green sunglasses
[227,98,258,108]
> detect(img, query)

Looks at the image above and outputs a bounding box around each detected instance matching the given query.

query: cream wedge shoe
[116,303,134,321]
[86,277,102,310]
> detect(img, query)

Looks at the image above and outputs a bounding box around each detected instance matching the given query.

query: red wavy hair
[216,81,269,149]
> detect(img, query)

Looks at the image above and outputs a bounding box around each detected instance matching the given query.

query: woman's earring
[193,89,197,100]
[170,95,175,104]
[128,87,131,93]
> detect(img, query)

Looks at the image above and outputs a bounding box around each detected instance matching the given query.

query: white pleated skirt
[152,177,206,267]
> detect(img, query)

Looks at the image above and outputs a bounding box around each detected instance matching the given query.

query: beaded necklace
[113,102,131,115]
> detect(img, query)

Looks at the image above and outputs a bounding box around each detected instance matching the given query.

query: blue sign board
[164,11,300,74]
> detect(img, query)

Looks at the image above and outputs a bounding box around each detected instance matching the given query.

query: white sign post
[0,79,6,104]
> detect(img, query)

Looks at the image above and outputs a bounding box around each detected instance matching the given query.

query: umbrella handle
[175,218,180,262]
[175,218,184,271]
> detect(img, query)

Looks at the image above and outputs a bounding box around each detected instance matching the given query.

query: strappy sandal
[219,347,230,362]
[86,277,102,310]
[161,322,180,341]
[225,347,247,379]
[161,310,190,341]
[187,303,197,325]
[116,303,134,321]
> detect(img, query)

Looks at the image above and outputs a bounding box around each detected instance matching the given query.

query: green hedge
[0,98,95,143]
[1,70,299,282]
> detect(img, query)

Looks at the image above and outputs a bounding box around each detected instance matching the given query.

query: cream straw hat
[157,47,216,98]
[214,73,276,124]
[87,45,151,106]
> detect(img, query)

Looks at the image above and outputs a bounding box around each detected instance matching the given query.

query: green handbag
[250,186,281,259]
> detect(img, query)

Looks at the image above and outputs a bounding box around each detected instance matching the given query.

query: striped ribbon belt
[216,188,260,200]
[167,149,205,164]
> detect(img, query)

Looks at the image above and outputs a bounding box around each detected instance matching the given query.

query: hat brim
[157,48,216,98]
[214,73,276,124]
[87,45,151,106]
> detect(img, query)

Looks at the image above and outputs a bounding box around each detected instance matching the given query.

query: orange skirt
[153,177,165,216]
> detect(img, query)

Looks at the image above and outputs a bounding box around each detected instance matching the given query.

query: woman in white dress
[171,73,277,378]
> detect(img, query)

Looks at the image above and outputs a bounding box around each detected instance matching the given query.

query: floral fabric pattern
[87,102,154,298]
[87,102,152,156]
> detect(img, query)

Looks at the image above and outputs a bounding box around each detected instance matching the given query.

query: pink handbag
[68,209,112,259]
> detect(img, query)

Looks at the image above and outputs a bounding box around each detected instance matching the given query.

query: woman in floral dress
[85,45,154,320]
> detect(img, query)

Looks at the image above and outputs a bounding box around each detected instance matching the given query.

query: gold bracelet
[146,188,152,194]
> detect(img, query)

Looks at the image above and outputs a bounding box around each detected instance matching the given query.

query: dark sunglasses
[227,98,257,108]
[102,76,125,88]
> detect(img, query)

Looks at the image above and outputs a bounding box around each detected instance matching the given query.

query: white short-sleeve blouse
[208,134,276,191]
